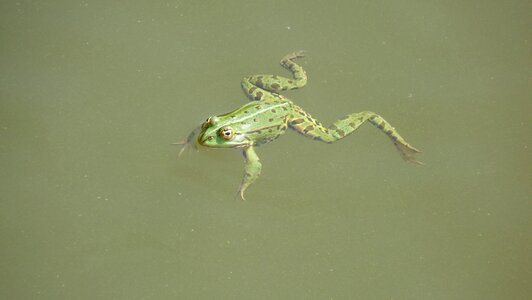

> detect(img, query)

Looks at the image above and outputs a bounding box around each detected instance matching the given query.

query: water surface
[1,1,530,299]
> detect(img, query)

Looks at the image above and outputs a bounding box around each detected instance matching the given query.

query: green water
[1,1,530,299]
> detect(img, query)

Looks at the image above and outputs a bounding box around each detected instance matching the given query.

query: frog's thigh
[238,146,262,200]
[246,74,305,93]
[241,77,281,101]
[289,110,374,142]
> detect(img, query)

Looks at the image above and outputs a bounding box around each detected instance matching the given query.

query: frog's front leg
[238,146,262,200]
[174,125,202,157]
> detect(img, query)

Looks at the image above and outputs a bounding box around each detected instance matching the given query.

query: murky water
[1,1,530,299]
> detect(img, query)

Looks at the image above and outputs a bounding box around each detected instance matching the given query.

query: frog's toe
[172,141,187,156]
[173,140,197,158]
[238,189,247,201]
[394,143,424,165]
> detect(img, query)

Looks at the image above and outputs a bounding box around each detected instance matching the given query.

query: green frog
[178,51,422,200]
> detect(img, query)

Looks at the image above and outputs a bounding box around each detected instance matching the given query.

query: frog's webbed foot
[173,125,201,157]
[393,142,424,165]
[237,147,262,200]
[281,50,306,62]
[172,140,195,157]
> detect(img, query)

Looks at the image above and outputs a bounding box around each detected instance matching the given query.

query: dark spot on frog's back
[268,118,274,122]
[254,91,263,100]
[290,118,305,125]
[271,83,280,90]
[271,109,276,113]
[303,125,314,133]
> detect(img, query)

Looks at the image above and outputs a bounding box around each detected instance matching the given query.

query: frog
[178,51,422,200]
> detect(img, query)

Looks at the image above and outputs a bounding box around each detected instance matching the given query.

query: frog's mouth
[196,133,217,147]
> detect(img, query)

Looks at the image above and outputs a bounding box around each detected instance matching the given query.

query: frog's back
[224,99,292,146]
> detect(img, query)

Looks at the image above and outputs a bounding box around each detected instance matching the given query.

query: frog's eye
[218,127,234,140]
[202,118,211,129]
[202,117,219,129]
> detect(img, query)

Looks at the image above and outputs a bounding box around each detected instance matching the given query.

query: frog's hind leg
[241,50,308,102]
[289,109,423,164]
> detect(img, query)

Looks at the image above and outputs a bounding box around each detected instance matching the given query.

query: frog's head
[197,116,251,148]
